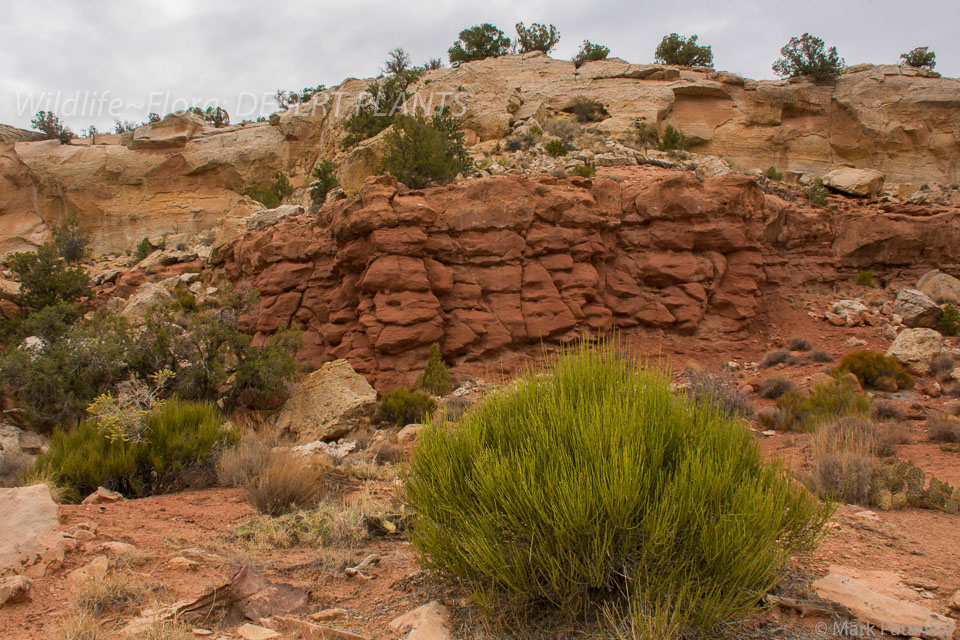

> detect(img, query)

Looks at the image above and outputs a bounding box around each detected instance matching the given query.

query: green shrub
[515,22,560,54]
[274,84,326,110]
[381,109,471,189]
[573,40,610,68]
[545,138,568,157]
[562,96,607,123]
[772,33,843,82]
[244,174,292,208]
[658,125,689,151]
[377,389,436,426]
[52,211,90,265]
[448,23,511,65]
[654,33,713,67]
[900,46,935,70]
[203,106,229,127]
[342,52,427,147]
[855,270,875,287]
[836,350,913,391]
[34,398,235,499]
[937,303,959,336]
[405,341,829,633]
[415,343,452,396]
[804,178,829,206]
[134,237,155,262]
[763,166,783,181]
[310,159,338,205]
[30,110,73,143]
[7,243,90,313]
[0,312,132,430]
[568,164,595,178]
[775,377,871,432]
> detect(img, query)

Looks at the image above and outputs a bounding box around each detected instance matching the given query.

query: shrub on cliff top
[900,46,935,70]
[573,40,610,68]
[515,22,560,54]
[381,108,471,189]
[655,33,713,67]
[405,341,830,634]
[448,23,511,65]
[772,33,843,82]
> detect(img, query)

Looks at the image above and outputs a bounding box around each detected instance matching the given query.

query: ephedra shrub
[405,341,830,636]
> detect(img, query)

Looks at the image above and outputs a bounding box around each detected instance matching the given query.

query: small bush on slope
[35,398,235,500]
[836,349,913,391]
[405,341,830,634]
[775,377,871,432]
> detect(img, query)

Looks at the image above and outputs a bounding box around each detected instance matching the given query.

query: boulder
[127,111,206,150]
[0,424,47,475]
[244,204,305,232]
[82,487,124,505]
[893,289,942,328]
[0,484,60,573]
[120,282,174,322]
[0,575,31,606]
[825,299,869,326]
[274,360,377,442]
[917,269,960,304]
[821,167,885,197]
[390,601,453,640]
[886,328,942,376]
[815,572,955,639]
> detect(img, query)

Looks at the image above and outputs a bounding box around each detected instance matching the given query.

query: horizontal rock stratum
[211,168,960,389]
[1,54,959,256]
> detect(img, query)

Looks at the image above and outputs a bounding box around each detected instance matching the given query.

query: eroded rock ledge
[211,168,960,389]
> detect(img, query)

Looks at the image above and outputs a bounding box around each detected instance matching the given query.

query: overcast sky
[2,0,957,132]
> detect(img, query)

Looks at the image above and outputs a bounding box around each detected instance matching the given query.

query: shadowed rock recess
[213,168,960,389]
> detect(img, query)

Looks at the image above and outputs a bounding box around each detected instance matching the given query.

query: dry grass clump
[758,377,797,400]
[683,369,753,418]
[373,441,405,465]
[787,337,813,352]
[871,400,905,422]
[217,431,272,488]
[243,450,323,517]
[760,349,795,369]
[74,568,150,619]
[928,416,960,443]
[930,354,956,379]
[808,350,834,364]
[805,418,882,504]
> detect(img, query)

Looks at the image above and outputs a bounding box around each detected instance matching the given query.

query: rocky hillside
[203,167,960,389]
[1,54,958,256]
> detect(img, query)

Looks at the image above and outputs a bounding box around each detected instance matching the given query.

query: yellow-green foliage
[836,349,914,391]
[763,166,783,181]
[937,303,959,337]
[569,164,596,178]
[855,270,875,287]
[377,389,436,426]
[545,138,568,157]
[415,343,452,396]
[775,377,871,432]
[405,341,830,633]
[35,398,235,500]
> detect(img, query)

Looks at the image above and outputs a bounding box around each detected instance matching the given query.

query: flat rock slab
[815,572,955,639]
[0,484,60,573]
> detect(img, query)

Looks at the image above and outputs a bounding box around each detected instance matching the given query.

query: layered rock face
[1,55,958,257]
[212,167,960,389]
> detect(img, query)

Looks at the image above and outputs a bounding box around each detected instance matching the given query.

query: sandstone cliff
[1,55,958,256]
[208,168,960,390]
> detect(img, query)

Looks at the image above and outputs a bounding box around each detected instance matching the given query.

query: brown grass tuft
[243,450,324,516]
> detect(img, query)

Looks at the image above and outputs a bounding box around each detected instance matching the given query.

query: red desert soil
[3,291,960,639]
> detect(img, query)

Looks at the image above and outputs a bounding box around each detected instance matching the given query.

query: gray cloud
[2,0,957,131]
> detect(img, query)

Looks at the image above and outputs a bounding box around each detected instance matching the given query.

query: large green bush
[515,22,560,54]
[900,46,935,70]
[310,159,339,205]
[30,110,73,143]
[381,109,471,189]
[414,343,452,396]
[772,33,843,82]
[377,389,437,426]
[655,33,713,67]
[573,40,610,68]
[405,342,830,634]
[7,243,90,313]
[52,211,91,265]
[448,23,511,65]
[35,398,235,499]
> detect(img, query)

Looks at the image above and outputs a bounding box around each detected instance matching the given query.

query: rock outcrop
[1,56,958,256]
[210,166,960,389]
